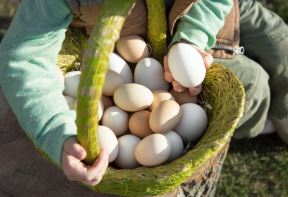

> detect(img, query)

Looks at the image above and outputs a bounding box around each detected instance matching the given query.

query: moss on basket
[57,28,87,73]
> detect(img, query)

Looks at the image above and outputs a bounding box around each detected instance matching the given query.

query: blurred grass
[0,1,288,197]
[215,134,288,197]
[0,0,18,17]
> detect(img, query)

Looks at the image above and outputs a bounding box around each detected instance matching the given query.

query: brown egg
[113,83,153,112]
[134,134,171,167]
[129,110,154,138]
[170,89,198,105]
[149,100,182,133]
[149,90,175,111]
[101,96,113,110]
[116,35,150,63]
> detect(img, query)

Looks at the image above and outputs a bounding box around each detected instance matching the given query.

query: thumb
[197,50,213,68]
[64,137,87,160]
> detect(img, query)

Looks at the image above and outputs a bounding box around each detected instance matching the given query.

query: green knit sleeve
[0,0,75,166]
[171,0,233,50]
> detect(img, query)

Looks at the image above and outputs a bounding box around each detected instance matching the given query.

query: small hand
[163,44,213,96]
[61,138,109,186]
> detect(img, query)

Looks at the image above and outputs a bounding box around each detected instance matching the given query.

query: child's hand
[61,138,109,186]
[163,44,213,96]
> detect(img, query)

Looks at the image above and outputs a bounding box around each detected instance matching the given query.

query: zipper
[212,45,245,55]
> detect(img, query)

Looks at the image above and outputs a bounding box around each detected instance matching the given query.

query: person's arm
[165,0,232,94]
[0,0,75,166]
[171,0,233,50]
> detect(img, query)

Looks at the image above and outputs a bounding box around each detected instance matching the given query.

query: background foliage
[259,0,288,22]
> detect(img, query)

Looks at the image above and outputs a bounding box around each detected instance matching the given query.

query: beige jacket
[66,0,240,58]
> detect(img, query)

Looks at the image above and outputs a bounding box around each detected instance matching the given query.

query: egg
[174,103,208,144]
[101,96,113,110]
[134,58,169,91]
[163,131,184,162]
[116,35,150,63]
[129,110,154,138]
[114,83,153,112]
[102,53,133,96]
[149,100,182,133]
[135,134,171,167]
[102,106,129,136]
[63,71,81,98]
[64,96,75,110]
[103,70,124,96]
[98,125,119,162]
[109,53,133,83]
[115,135,141,169]
[168,43,206,87]
[170,89,198,105]
[74,99,104,121]
[149,90,175,111]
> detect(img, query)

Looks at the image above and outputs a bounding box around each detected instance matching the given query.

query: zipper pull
[233,46,245,55]
[212,45,245,55]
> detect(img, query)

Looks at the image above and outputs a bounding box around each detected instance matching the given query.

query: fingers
[86,150,109,185]
[164,70,174,83]
[62,139,109,186]
[189,84,202,96]
[163,56,173,82]
[172,81,185,92]
[64,137,86,160]
[196,49,213,68]
[62,151,89,182]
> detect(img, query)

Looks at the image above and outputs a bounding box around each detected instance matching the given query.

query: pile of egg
[60,35,208,169]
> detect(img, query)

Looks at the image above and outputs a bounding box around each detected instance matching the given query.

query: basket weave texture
[57,29,245,197]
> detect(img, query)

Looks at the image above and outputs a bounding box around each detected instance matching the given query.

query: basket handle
[76,0,167,164]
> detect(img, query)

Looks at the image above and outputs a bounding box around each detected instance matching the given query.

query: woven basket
[57,29,245,197]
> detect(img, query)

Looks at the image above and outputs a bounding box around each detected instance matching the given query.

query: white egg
[163,130,184,162]
[115,135,141,169]
[109,53,133,83]
[168,43,206,87]
[174,103,208,144]
[102,106,129,136]
[97,100,104,121]
[64,95,75,110]
[103,70,124,96]
[102,53,133,96]
[134,58,169,91]
[63,71,81,98]
[135,134,171,167]
[98,125,119,162]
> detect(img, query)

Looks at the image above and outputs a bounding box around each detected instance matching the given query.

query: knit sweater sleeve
[0,0,75,166]
[171,0,233,50]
